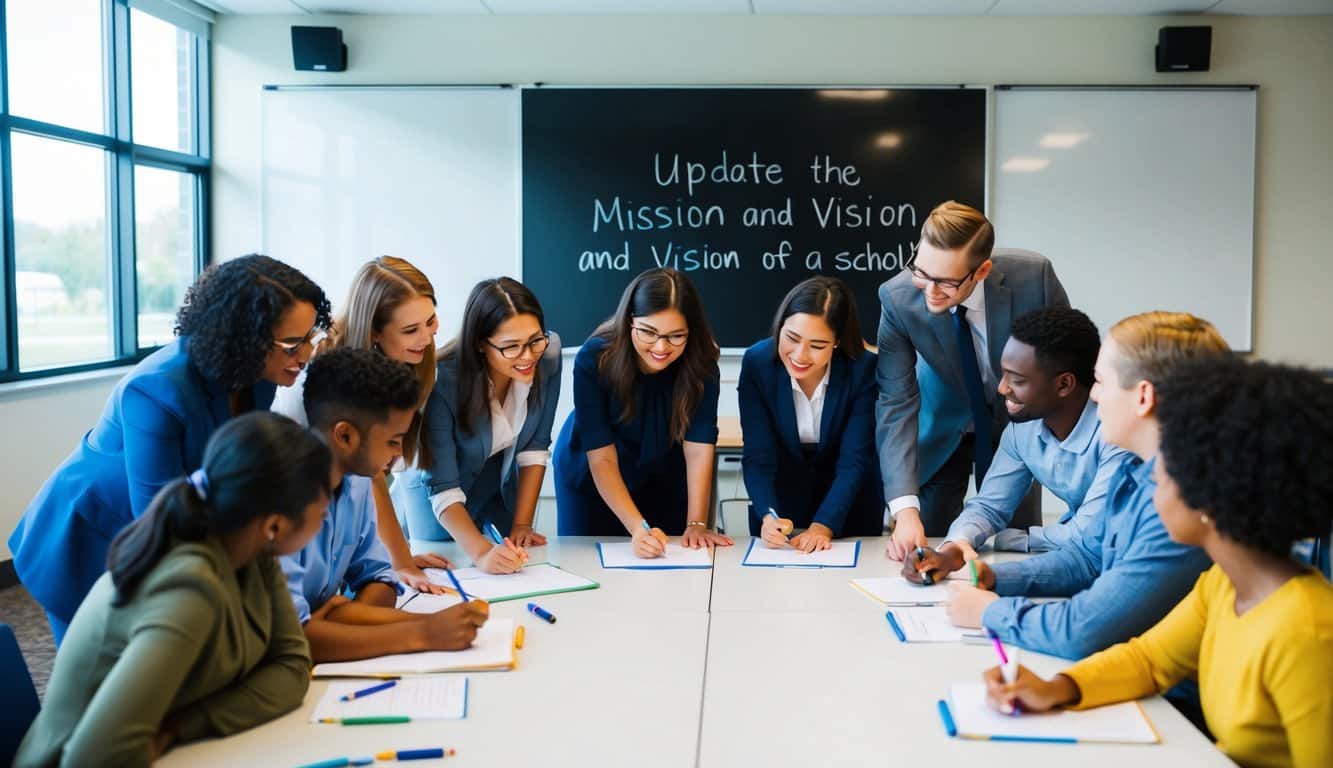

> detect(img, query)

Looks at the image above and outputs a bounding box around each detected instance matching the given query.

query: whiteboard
[992,87,1256,350]
[260,86,520,338]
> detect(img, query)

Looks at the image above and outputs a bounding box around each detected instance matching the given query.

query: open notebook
[422,563,599,602]
[311,677,469,721]
[312,619,518,678]
[597,541,714,569]
[941,683,1160,744]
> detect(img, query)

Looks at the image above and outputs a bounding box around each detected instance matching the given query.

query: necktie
[954,305,993,484]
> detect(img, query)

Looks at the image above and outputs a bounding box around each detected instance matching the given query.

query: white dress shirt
[791,365,831,445]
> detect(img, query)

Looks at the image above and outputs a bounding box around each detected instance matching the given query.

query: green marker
[319,716,411,726]
[968,558,979,588]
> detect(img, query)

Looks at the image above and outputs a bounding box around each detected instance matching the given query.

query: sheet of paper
[312,619,516,677]
[850,575,956,605]
[310,677,468,721]
[397,591,464,615]
[887,606,986,643]
[597,541,714,569]
[741,539,859,567]
[947,683,1159,744]
[423,562,598,601]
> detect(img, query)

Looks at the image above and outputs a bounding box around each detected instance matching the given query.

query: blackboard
[522,87,986,348]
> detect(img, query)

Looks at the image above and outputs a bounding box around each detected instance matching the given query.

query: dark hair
[107,412,331,602]
[593,268,719,443]
[1009,307,1101,388]
[1156,357,1333,559]
[303,346,421,434]
[770,276,864,360]
[439,277,547,435]
[175,254,332,390]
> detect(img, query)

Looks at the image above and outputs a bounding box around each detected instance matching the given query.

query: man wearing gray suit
[877,201,1069,560]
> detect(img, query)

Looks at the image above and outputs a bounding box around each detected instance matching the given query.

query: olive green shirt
[15,536,311,767]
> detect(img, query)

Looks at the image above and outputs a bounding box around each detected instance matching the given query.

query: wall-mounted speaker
[1156,26,1211,72]
[292,26,347,72]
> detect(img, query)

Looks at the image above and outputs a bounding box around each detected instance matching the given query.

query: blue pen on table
[340,680,396,702]
[292,757,373,768]
[527,602,557,624]
[987,628,1021,716]
[374,747,456,761]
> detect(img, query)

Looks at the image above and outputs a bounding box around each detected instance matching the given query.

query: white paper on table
[741,539,858,567]
[310,677,469,721]
[422,562,598,601]
[397,591,464,614]
[312,619,516,677]
[886,606,987,643]
[850,575,959,605]
[597,541,714,569]
[947,683,1159,744]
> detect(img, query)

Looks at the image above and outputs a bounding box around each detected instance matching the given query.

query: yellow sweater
[1064,564,1333,768]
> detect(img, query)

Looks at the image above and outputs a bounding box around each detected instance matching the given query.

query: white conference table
[161,536,1232,768]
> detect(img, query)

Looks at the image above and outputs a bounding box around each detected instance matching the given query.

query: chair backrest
[0,623,40,766]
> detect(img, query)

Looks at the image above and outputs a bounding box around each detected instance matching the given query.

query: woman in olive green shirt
[17,412,331,767]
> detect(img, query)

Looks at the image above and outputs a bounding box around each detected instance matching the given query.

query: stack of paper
[943,683,1160,744]
[311,677,469,722]
[597,542,714,569]
[885,606,986,643]
[741,539,860,568]
[312,619,518,677]
[422,562,599,602]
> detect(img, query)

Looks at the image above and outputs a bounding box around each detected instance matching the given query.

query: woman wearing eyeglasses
[412,277,561,574]
[8,254,330,644]
[553,268,733,557]
[271,256,459,593]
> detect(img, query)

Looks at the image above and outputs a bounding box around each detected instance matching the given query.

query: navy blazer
[7,338,275,623]
[737,338,884,537]
[422,332,562,518]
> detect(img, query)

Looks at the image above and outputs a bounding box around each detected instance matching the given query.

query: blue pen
[484,521,504,545]
[527,602,557,624]
[767,508,791,540]
[374,747,455,761]
[340,679,396,702]
[292,758,373,768]
[442,566,472,602]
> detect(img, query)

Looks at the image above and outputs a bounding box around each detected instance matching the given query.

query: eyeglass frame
[906,257,984,292]
[631,324,690,347]
[484,332,551,360]
[272,328,327,357]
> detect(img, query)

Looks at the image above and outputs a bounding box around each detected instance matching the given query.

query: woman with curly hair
[272,256,455,592]
[983,357,1333,768]
[8,254,330,644]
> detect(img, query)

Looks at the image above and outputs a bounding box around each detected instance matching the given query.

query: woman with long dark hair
[738,276,883,552]
[8,254,330,643]
[15,413,330,767]
[553,268,732,557]
[412,277,561,574]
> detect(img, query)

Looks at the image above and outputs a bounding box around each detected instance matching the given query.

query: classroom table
[159,537,1233,768]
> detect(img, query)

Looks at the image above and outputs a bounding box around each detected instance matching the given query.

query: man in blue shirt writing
[282,348,488,663]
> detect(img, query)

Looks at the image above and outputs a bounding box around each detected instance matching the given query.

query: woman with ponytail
[15,413,330,768]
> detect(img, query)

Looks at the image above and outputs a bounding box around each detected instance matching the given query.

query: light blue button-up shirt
[980,456,1212,660]
[281,475,398,624]
[945,397,1129,552]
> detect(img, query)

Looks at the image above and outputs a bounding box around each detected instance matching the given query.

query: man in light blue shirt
[905,308,1128,583]
[942,310,1228,659]
[282,348,488,663]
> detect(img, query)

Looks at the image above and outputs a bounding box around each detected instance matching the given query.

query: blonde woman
[272,256,452,592]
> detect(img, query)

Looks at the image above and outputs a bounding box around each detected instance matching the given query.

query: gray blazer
[423,332,563,512]
[874,249,1069,501]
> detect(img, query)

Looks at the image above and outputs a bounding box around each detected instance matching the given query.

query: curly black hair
[1156,357,1333,559]
[1009,307,1100,388]
[175,255,332,389]
[303,347,421,433]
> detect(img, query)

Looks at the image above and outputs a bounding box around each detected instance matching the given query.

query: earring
[1200,513,1211,525]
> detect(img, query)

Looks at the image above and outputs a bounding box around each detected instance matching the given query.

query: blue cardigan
[7,339,275,623]
[737,338,884,537]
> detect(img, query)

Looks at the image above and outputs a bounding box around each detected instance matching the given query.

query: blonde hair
[1107,311,1231,388]
[329,256,437,464]
[920,200,994,268]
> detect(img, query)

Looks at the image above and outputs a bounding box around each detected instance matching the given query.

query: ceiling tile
[754,0,994,13]
[487,0,751,13]
[207,0,308,12]
[299,0,488,11]
[1210,0,1333,14]
[990,0,1215,14]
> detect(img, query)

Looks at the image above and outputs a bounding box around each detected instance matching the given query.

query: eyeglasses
[632,325,689,347]
[485,333,550,360]
[272,328,326,357]
[907,260,980,292]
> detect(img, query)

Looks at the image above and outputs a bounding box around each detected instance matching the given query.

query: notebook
[741,539,859,568]
[311,677,469,722]
[884,607,988,644]
[597,541,715,569]
[850,575,965,605]
[940,683,1160,744]
[422,563,599,602]
[312,619,518,677]
[397,592,464,615]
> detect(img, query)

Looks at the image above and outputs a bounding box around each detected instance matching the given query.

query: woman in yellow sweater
[984,356,1333,768]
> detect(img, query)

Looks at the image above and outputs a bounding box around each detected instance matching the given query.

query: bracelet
[685,521,708,528]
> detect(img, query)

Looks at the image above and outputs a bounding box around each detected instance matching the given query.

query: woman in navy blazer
[418,278,562,574]
[7,255,330,643]
[739,276,884,552]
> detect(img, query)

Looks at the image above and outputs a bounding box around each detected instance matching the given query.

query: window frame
[0,0,210,383]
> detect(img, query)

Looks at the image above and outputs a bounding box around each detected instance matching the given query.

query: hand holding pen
[632,518,668,558]
[762,508,794,549]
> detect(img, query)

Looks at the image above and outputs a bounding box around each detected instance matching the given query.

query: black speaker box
[1156,26,1211,72]
[292,26,347,72]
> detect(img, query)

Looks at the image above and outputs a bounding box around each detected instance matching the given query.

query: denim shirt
[981,456,1212,659]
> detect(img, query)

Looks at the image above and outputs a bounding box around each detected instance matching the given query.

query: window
[1,0,210,380]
